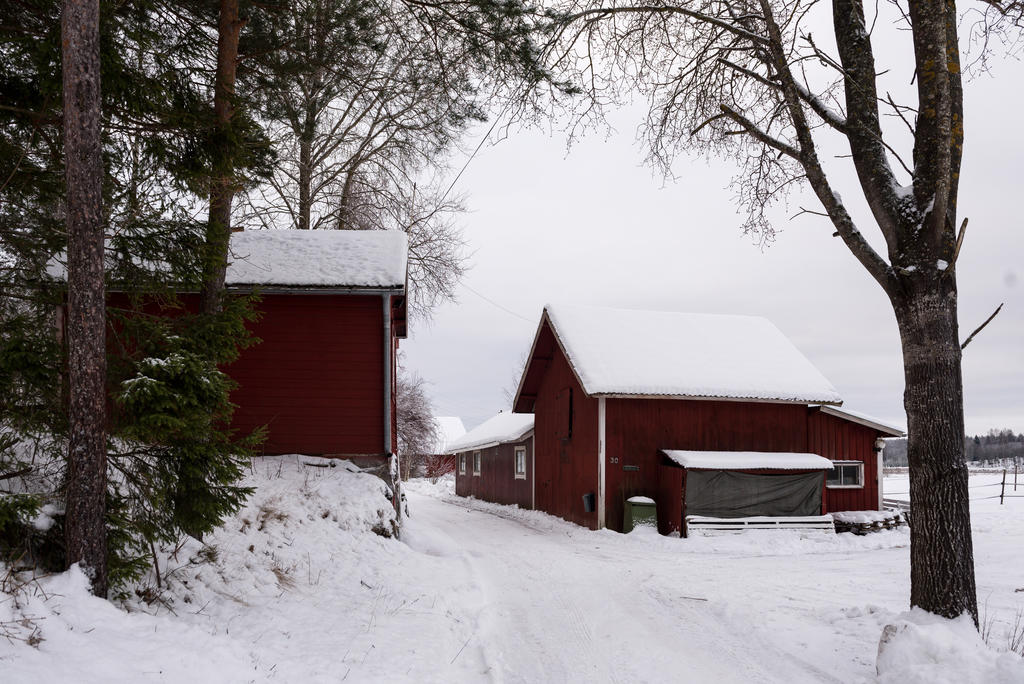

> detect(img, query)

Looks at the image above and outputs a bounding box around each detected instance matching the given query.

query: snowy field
[2,460,1023,683]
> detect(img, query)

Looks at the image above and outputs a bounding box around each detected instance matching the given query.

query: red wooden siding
[519,320,892,533]
[530,322,601,528]
[604,399,811,533]
[454,436,533,508]
[105,288,398,460]
[228,294,386,456]
[656,461,684,536]
[808,409,881,512]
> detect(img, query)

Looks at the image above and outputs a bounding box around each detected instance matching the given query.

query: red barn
[53,229,408,487]
[511,304,903,534]
[221,230,408,469]
[449,412,535,509]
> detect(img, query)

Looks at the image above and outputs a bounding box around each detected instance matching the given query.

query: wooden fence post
[1001,469,1007,505]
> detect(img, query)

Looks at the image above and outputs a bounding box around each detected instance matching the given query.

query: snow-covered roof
[814,405,905,437]
[226,230,407,288]
[526,304,841,404]
[45,229,409,291]
[431,416,467,454]
[662,450,834,470]
[446,413,534,453]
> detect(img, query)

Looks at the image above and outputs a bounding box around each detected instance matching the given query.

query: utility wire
[461,283,534,323]
[436,103,513,209]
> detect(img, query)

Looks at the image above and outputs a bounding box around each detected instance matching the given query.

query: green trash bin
[623,496,657,532]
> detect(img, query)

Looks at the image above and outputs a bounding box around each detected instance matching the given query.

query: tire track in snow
[410,492,855,684]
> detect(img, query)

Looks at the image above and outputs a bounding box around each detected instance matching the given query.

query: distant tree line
[885,429,1024,467]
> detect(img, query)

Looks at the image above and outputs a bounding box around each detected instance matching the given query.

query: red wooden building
[54,229,408,490]
[511,304,903,534]
[222,230,408,466]
[449,412,534,509]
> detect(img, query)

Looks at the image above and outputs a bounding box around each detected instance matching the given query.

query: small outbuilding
[222,230,408,468]
[449,412,534,508]
[512,303,904,534]
[80,230,410,468]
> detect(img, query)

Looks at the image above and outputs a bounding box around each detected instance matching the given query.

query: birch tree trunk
[62,0,108,597]
[199,0,242,314]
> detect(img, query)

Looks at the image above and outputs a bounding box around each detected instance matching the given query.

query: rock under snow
[876,609,1024,684]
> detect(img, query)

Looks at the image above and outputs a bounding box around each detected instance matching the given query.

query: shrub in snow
[876,609,1024,684]
[1,294,264,592]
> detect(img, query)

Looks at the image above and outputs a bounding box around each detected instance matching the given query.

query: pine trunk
[894,286,978,622]
[199,0,242,315]
[62,0,108,597]
[298,134,312,230]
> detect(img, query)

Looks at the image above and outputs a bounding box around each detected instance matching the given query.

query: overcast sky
[402,22,1023,436]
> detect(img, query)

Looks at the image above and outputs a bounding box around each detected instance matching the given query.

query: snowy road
[402,491,865,683]
[7,464,1024,683]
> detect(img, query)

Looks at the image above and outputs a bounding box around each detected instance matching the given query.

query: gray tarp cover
[684,470,823,518]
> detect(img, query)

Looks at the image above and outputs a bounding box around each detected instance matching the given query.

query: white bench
[685,514,835,536]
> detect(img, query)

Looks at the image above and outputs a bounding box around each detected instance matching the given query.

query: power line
[436,103,513,209]
[462,283,534,323]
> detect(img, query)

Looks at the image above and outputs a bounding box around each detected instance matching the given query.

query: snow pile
[876,610,1024,683]
[543,303,842,403]
[1,456,442,682]
[404,474,455,499]
[627,495,655,504]
[226,229,408,288]
[445,412,533,453]
[0,565,257,682]
[833,510,901,525]
[662,450,833,470]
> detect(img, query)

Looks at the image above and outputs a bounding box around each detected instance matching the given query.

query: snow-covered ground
[2,462,1022,682]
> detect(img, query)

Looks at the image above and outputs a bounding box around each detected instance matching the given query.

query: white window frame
[514,446,527,480]
[473,451,481,477]
[827,460,865,489]
[458,453,466,475]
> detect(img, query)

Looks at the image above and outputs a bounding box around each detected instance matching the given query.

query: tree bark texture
[828,0,976,623]
[199,0,242,314]
[895,285,977,621]
[298,133,312,230]
[62,0,108,597]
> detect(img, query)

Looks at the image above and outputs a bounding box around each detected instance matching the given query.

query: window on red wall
[827,461,864,488]
[473,451,481,476]
[458,454,466,474]
[514,447,526,479]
